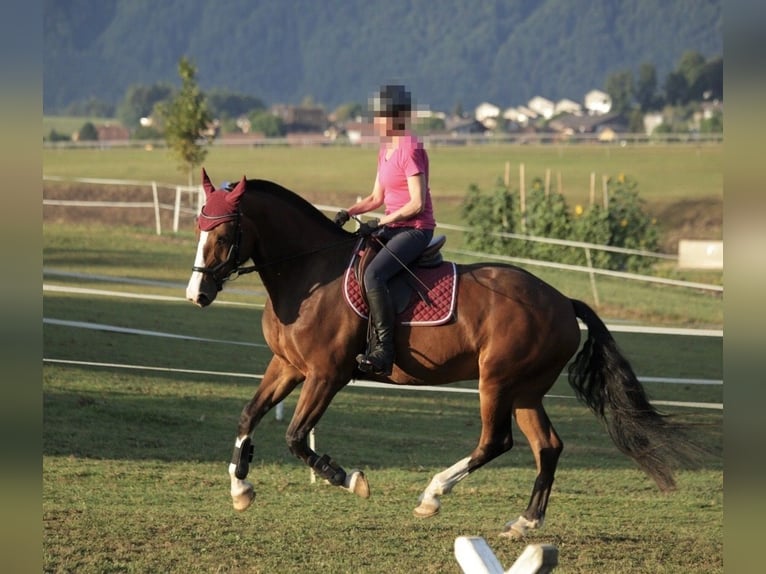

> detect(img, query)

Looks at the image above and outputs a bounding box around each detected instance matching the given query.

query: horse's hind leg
[229,356,304,511]
[414,379,514,518]
[501,401,563,538]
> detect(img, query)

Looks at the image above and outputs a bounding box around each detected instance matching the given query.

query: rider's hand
[333,209,350,226]
[357,218,380,237]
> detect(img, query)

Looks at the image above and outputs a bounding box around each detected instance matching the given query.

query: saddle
[343,235,457,326]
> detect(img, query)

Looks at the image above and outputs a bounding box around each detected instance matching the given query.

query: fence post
[151,181,161,235]
[173,186,183,233]
[584,247,600,307]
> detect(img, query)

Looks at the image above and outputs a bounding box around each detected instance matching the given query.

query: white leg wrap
[419,456,472,505]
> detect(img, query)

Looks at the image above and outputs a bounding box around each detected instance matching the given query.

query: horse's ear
[225,175,247,208]
[201,167,215,198]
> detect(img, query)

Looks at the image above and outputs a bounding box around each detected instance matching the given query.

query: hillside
[44,0,722,113]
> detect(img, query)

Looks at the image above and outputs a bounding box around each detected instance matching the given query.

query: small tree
[248,110,285,137]
[157,57,212,186]
[77,122,99,141]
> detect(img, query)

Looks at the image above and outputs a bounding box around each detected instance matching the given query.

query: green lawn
[42,142,723,572]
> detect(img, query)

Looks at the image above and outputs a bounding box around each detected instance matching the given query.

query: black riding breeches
[363,226,433,292]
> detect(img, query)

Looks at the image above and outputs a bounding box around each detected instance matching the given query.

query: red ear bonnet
[198,169,247,231]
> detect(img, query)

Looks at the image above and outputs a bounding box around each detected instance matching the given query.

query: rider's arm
[347,175,385,216]
[379,172,426,226]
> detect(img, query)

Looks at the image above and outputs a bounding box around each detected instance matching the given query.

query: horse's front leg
[286,375,370,499]
[229,356,304,511]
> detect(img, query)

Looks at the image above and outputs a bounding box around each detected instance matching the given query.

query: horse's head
[186,168,252,307]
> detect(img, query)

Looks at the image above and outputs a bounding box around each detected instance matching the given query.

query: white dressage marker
[455,537,558,574]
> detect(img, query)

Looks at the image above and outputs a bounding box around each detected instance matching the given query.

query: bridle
[191,210,360,290]
[191,211,257,290]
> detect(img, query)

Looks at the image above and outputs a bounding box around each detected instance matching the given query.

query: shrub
[78,122,99,141]
[461,180,516,254]
[461,173,660,273]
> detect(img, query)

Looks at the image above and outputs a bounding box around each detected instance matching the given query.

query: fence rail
[43,175,723,301]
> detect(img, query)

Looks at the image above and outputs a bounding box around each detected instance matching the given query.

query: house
[584,89,612,115]
[643,112,664,134]
[96,123,130,141]
[447,119,488,135]
[503,106,538,126]
[271,104,328,132]
[554,98,582,116]
[527,96,555,119]
[548,111,625,135]
[344,121,376,145]
[474,102,500,127]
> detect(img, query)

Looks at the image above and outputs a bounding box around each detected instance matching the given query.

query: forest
[44,0,722,114]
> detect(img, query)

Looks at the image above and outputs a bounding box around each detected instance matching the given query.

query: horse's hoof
[346,470,370,499]
[232,486,255,512]
[500,516,538,539]
[413,501,440,518]
[498,526,525,540]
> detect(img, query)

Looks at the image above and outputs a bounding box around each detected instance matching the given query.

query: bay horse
[185,169,700,538]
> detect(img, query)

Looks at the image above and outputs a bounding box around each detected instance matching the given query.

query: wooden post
[519,163,526,231]
[544,168,551,197]
[589,172,596,206]
[585,248,600,308]
[151,181,161,235]
[602,175,609,210]
[504,161,510,188]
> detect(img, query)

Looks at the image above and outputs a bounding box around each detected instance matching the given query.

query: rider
[334,84,436,376]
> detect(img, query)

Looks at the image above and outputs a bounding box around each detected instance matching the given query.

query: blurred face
[373,113,407,138]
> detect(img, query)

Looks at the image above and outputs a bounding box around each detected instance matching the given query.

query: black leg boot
[356,287,395,376]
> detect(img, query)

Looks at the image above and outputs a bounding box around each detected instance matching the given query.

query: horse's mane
[245,178,352,236]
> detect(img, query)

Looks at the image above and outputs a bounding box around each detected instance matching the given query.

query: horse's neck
[244,195,351,303]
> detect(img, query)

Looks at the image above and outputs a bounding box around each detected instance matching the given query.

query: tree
[157,57,213,186]
[206,89,266,119]
[248,110,285,137]
[635,63,660,112]
[677,50,707,100]
[332,102,364,122]
[604,70,634,115]
[77,121,99,141]
[117,83,174,129]
[700,57,723,100]
[663,71,688,106]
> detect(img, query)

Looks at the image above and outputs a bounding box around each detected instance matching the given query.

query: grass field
[43,140,723,572]
[42,217,722,573]
[43,140,723,204]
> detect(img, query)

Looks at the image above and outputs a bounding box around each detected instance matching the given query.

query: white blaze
[186,230,209,302]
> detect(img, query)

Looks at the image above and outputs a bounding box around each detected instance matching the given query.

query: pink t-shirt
[377,133,436,230]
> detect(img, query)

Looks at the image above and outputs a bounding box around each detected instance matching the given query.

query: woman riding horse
[334,84,436,376]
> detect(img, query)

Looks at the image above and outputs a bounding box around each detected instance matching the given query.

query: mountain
[43,0,722,114]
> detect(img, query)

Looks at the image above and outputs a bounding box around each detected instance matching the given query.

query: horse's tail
[567,298,702,491]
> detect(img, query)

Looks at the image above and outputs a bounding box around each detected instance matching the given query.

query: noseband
[191,211,257,289]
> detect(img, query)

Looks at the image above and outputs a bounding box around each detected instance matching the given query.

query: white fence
[43,175,201,235]
[43,176,723,300]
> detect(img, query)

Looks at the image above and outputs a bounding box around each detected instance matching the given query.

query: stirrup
[356,352,393,376]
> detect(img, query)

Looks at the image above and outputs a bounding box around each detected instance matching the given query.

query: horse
[185,169,701,538]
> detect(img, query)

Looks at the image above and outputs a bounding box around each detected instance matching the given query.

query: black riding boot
[356,288,395,376]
